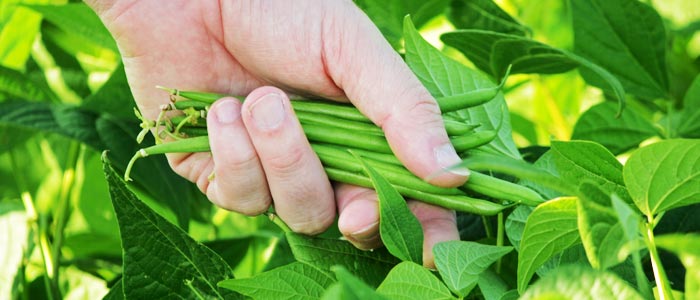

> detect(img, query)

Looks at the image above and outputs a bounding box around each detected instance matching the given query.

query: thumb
[322,2,468,187]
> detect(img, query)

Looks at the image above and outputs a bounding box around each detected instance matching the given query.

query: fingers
[320,1,468,187]
[336,184,459,268]
[241,87,336,235]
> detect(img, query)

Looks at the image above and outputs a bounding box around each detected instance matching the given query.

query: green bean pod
[124,136,210,181]
[451,130,498,151]
[463,171,544,206]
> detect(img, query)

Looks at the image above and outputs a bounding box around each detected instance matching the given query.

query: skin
[86,0,466,267]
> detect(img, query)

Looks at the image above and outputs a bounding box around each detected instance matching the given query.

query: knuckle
[262,145,309,177]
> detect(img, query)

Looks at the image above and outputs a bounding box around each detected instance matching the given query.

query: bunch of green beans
[126,80,544,215]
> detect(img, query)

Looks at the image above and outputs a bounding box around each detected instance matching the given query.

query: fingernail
[434,143,470,176]
[214,99,241,124]
[349,221,379,241]
[248,93,285,131]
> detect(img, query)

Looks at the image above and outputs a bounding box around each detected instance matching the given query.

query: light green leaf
[433,241,512,297]
[0,6,41,70]
[102,157,239,299]
[354,152,423,264]
[448,0,528,35]
[505,205,532,251]
[477,269,509,300]
[321,266,388,300]
[354,0,448,48]
[576,183,626,269]
[286,233,399,288]
[517,197,580,293]
[376,261,454,300]
[550,140,631,203]
[25,3,117,52]
[82,64,135,119]
[572,101,657,155]
[679,74,700,138]
[0,66,55,101]
[404,17,520,159]
[655,234,700,299]
[571,0,668,100]
[624,139,700,216]
[218,262,334,299]
[520,265,644,300]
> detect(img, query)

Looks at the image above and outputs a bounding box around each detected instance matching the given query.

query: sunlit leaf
[572,101,657,154]
[376,262,454,300]
[433,241,512,297]
[679,74,700,138]
[321,266,388,300]
[219,262,333,299]
[576,183,626,269]
[520,265,644,300]
[448,0,528,35]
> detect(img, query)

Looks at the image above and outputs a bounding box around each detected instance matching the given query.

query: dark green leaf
[204,237,254,270]
[82,64,136,119]
[448,0,528,35]
[517,197,580,293]
[520,265,644,300]
[404,18,520,159]
[623,139,700,216]
[219,262,333,299]
[102,279,124,300]
[321,266,388,300]
[476,269,509,300]
[286,233,399,288]
[572,101,657,154]
[355,0,448,48]
[571,0,668,100]
[576,183,626,269]
[102,157,239,299]
[376,262,454,300]
[354,152,423,264]
[655,234,700,299]
[433,241,512,297]
[25,3,117,51]
[0,66,55,102]
[679,74,700,138]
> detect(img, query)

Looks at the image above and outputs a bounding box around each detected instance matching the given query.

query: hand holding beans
[86,0,466,267]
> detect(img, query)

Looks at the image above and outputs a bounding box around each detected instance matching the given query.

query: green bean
[302,122,393,154]
[292,100,369,123]
[451,130,498,152]
[172,100,210,111]
[444,120,480,136]
[296,110,384,136]
[124,136,210,182]
[463,171,544,206]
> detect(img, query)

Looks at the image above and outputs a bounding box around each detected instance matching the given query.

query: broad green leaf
[102,157,239,299]
[218,262,334,299]
[610,195,642,249]
[286,233,399,287]
[433,241,512,297]
[403,17,520,159]
[321,266,388,300]
[448,0,528,35]
[520,265,644,300]
[571,0,668,100]
[355,0,448,48]
[656,234,700,299]
[102,279,124,300]
[0,66,55,101]
[0,205,27,300]
[376,262,454,300]
[477,269,509,300]
[576,183,626,269]
[550,140,631,203]
[25,3,118,52]
[624,139,700,216]
[0,6,41,70]
[82,64,136,119]
[517,197,580,293]
[505,205,532,251]
[572,101,657,155]
[679,74,700,138]
[354,153,423,264]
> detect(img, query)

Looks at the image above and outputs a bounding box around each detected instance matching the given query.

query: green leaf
[571,0,668,100]
[403,17,520,159]
[25,3,118,52]
[447,0,528,35]
[0,66,56,101]
[505,205,532,251]
[572,101,657,155]
[0,6,41,70]
[655,234,700,299]
[679,74,700,138]
[102,156,239,299]
[520,265,644,300]
[286,233,399,287]
[321,266,388,300]
[376,261,454,300]
[517,197,580,293]
[82,64,136,119]
[576,183,626,269]
[355,0,448,48]
[353,152,423,264]
[218,262,334,299]
[102,279,124,300]
[476,269,509,300]
[432,241,512,297]
[623,139,700,216]
[550,140,631,203]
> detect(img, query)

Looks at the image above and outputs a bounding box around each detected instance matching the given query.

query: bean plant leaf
[354,0,448,48]
[24,3,118,51]
[376,262,454,300]
[623,139,700,216]
[520,265,644,300]
[403,17,520,159]
[517,197,580,294]
[572,101,657,155]
[433,241,513,297]
[476,270,510,300]
[570,0,668,100]
[82,65,136,119]
[550,140,631,203]
[0,66,55,102]
[0,5,42,70]
[505,205,532,251]
[286,233,399,287]
[576,183,626,269]
[448,0,528,35]
[321,266,388,300]
[655,234,700,299]
[354,152,423,265]
[679,74,700,138]
[218,262,334,299]
[102,156,239,299]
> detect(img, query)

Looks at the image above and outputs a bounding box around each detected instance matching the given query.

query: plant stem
[644,216,674,300]
[496,212,504,274]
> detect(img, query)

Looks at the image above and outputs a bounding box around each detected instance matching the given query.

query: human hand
[87,0,467,267]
